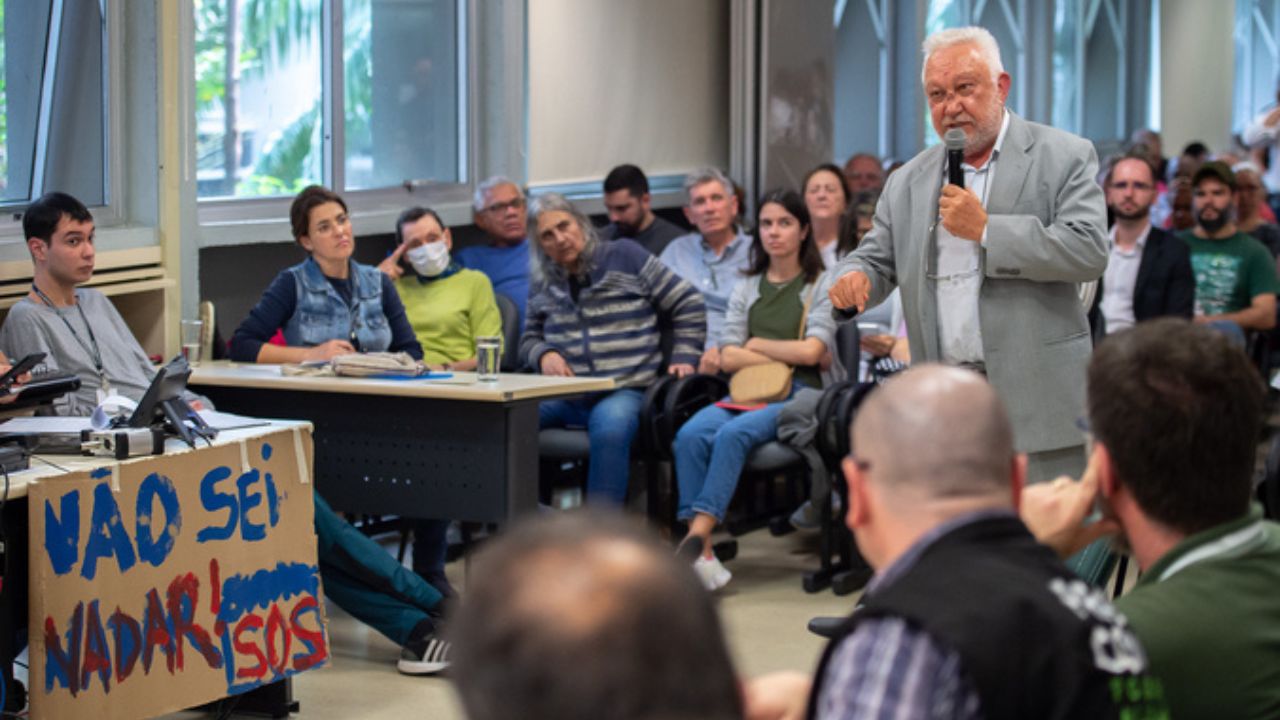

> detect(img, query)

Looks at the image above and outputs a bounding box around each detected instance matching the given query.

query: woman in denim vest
[230,185,423,362]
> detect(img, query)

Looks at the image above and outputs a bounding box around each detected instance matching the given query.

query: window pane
[2,1,109,206]
[195,0,323,200]
[343,0,460,191]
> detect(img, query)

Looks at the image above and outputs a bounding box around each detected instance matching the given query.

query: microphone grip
[947,149,965,189]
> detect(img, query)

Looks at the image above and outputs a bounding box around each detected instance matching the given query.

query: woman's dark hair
[395,206,447,245]
[802,163,851,206]
[746,189,824,282]
[289,185,348,242]
[835,191,878,259]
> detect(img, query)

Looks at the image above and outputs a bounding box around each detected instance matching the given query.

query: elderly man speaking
[828,26,1107,483]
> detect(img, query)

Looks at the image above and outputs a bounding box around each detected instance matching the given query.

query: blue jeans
[313,494,441,647]
[539,388,645,504]
[674,398,787,522]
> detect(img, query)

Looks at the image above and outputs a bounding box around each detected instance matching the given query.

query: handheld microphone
[944,128,966,189]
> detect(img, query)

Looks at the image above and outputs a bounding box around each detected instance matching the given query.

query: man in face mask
[1178,161,1279,341]
[377,205,504,598]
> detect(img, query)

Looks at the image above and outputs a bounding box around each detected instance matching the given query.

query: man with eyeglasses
[1088,153,1194,336]
[827,26,1107,485]
[458,176,531,329]
[1021,318,1280,719]
[658,167,752,374]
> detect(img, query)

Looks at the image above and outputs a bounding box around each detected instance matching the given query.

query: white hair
[921,26,1005,85]
[682,167,736,204]
[473,175,523,212]
[1232,161,1263,177]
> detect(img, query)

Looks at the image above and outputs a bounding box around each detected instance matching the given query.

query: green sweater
[394,268,502,366]
[1115,506,1280,720]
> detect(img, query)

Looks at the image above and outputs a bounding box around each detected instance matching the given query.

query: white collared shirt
[936,110,1010,365]
[1099,224,1150,334]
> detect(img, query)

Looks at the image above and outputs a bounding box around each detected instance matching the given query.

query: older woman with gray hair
[522,193,707,504]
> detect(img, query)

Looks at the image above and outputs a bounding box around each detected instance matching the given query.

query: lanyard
[32,283,107,382]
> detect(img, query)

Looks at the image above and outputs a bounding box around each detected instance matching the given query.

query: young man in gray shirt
[0,192,158,415]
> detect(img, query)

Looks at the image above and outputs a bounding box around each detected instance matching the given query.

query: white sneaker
[693,554,732,591]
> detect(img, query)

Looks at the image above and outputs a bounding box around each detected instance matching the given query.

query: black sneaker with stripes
[397,628,452,676]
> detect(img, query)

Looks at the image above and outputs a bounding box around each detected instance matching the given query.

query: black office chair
[495,293,521,371]
[537,314,677,506]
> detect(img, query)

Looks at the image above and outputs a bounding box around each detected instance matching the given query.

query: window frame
[196,0,478,241]
[0,0,125,240]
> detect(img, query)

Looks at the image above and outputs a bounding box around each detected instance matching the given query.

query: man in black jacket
[743,365,1167,720]
[1090,153,1195,336]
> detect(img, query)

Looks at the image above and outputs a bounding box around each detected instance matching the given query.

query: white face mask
[406,241,450,277]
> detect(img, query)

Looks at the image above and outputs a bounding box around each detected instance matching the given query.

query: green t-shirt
[1179,230,1280,316]
[1115,507,1280,720]
[747,274,821,389]
[394,268,503,365]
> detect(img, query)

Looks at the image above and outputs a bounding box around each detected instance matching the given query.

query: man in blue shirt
[658,167,752,374]
[457,176,530,329]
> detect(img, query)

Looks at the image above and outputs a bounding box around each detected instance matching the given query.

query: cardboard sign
[29,427,328,719]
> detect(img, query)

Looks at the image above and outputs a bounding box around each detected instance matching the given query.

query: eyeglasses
[483,197,526,215]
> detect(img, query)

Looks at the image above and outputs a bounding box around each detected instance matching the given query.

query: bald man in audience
[745,365,1166,720]
[842,153,884,195]
[450,512,741,720]
[1022,319,1280,719]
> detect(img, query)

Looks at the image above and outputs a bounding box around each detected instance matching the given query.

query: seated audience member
[2,192,451,675]
[523,193,705,505]
[459,176,531,329]
[1130,127,1169,182]
[229,185,423,363]
[450,512,741,720]
[673,191,842,590]
[600,164,686,255]
[1234,162,1280,257]
[1088,153,1194,336]
[802,163,849,268]
[377,206,502,371]
[1178,161,1278,341]
[659,168,753,374]
[0,192,203,414]
[842,152,884,195]
[745,365,1168,720]
[376,205,501,596]
[1021,319,1280,719]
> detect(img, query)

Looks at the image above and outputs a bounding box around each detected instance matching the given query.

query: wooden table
[189,363,615,523]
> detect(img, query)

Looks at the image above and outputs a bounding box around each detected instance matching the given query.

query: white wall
[1160,0,1235,154]
[526,0,730,186]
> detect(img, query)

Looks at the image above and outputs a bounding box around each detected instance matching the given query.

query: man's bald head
[450,512,741,720]
[853,365,1015,508]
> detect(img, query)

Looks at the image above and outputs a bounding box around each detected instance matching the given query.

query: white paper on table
[0,416,93,434]
[195,409,273,431]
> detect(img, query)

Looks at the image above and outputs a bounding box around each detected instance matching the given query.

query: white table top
[188,361,616,402]
[3,420,311,499]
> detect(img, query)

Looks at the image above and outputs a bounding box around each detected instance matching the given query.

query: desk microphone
[944,128,967,189]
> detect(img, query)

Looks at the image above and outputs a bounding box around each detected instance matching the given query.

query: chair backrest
[495,293,521,371]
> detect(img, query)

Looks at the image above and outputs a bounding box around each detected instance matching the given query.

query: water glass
[476,336,502,381]
[181,319,204,366]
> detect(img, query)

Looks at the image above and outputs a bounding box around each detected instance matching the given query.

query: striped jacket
[521,239,706,387]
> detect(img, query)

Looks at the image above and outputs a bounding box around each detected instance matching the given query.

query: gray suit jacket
[833,112,1107,453]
